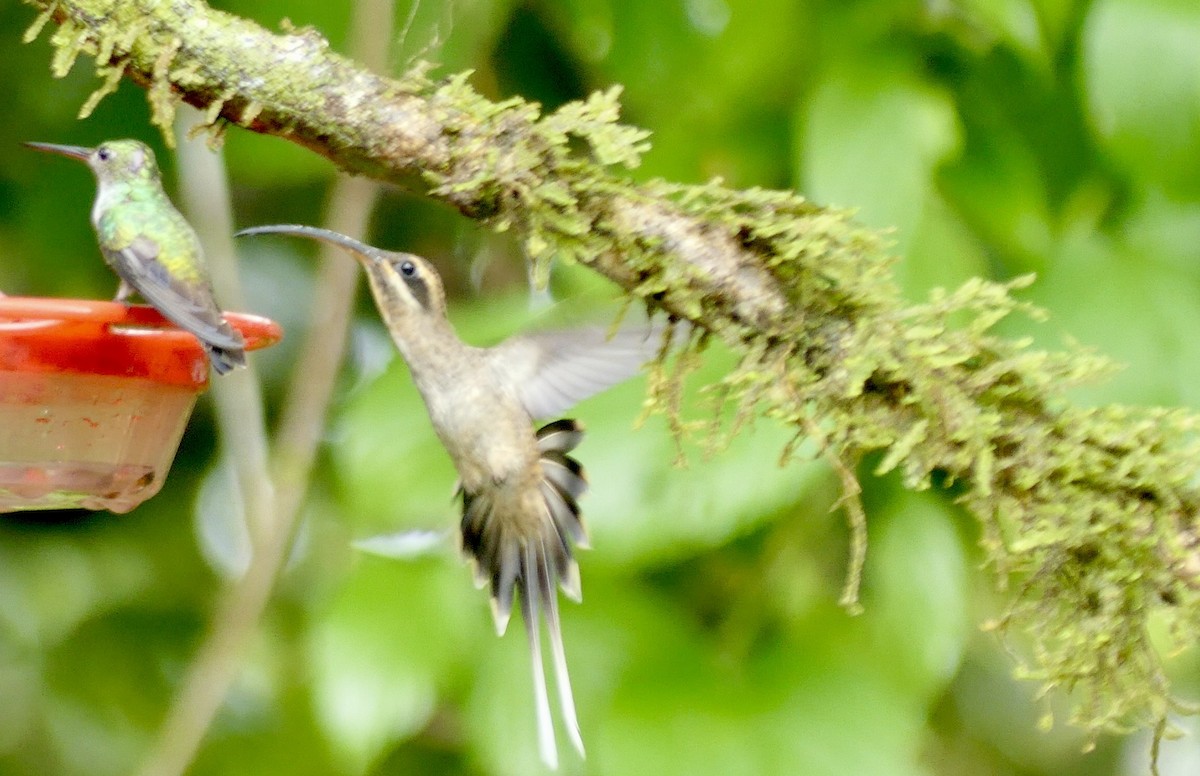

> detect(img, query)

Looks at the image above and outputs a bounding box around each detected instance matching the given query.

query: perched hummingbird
[238,224,665,768]
[26,139,245,374]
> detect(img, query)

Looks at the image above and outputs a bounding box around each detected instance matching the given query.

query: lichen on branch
[22,0,1200,758]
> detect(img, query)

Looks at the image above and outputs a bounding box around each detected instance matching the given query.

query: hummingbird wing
[486,324,668,420]
[104,236,246,355]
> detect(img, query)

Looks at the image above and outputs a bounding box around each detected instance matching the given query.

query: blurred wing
[486,324,669,420]
[105,236,243,350]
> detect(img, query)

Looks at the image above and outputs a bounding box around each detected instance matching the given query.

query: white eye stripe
[369,253,445,316]
[377,262,430,311]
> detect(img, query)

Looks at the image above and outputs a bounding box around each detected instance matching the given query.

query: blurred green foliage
[2,0,1200,774]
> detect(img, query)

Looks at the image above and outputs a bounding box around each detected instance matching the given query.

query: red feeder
[0,297,282,514]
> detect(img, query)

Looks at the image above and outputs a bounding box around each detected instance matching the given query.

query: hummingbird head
[236,225,448,319]
[25,139,161,187]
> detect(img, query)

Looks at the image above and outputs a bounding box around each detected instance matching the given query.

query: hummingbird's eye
[96,147,112,162]
[399,260,417,277]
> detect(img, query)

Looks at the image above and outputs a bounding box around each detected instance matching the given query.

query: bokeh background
[2,0,1200,774]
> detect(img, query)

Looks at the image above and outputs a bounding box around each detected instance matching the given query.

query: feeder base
[0,461,157,514]
[0,371,195,514]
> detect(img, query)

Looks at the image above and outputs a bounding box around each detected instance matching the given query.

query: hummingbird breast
[412,359,540,489]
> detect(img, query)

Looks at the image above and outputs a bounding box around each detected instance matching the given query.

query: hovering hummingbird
[26,139,245,374]
[238,224,666,768]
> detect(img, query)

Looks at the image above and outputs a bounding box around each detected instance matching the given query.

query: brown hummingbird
[237,224,666,767]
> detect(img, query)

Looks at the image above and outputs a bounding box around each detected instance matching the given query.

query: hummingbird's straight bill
[26,139,246,374]
[238,224,668,768]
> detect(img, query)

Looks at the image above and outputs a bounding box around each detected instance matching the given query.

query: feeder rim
[0,296,281,351]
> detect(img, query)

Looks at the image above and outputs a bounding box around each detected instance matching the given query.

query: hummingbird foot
[114,279,135,303]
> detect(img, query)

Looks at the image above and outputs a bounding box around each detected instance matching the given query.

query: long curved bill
[235,224,376,263]
[24,141,93,161]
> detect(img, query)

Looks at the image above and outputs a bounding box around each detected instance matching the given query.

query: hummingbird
[238,224,666,768]
[26,139,245,374]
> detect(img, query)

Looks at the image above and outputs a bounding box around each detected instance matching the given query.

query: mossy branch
[23,0,1200,756]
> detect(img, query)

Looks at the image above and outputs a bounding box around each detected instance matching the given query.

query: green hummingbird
[239,224,667,768]
[26,139,246,374]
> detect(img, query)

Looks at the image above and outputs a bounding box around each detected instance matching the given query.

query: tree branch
[24,0,795,336]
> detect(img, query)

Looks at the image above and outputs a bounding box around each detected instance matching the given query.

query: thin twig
[134,103,279,776]
[272,175,379,514]
[173,107,275,542]
[133,0,393,772]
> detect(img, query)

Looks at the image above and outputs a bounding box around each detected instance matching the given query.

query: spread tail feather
[459,419,589,767]
[538,541,585,758]
[517,538,585,768]
[521,542,557,769]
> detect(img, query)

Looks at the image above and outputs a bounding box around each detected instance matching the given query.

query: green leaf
[799,56,961,256]
[553,0,813,184]
[953,0,1049,65]
[1082,0,1200,198]
[864,492,971,701]
[1015,232,1200,406]
[581,378,826,567]
[898,194,992,301]
[307,556,486,773]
